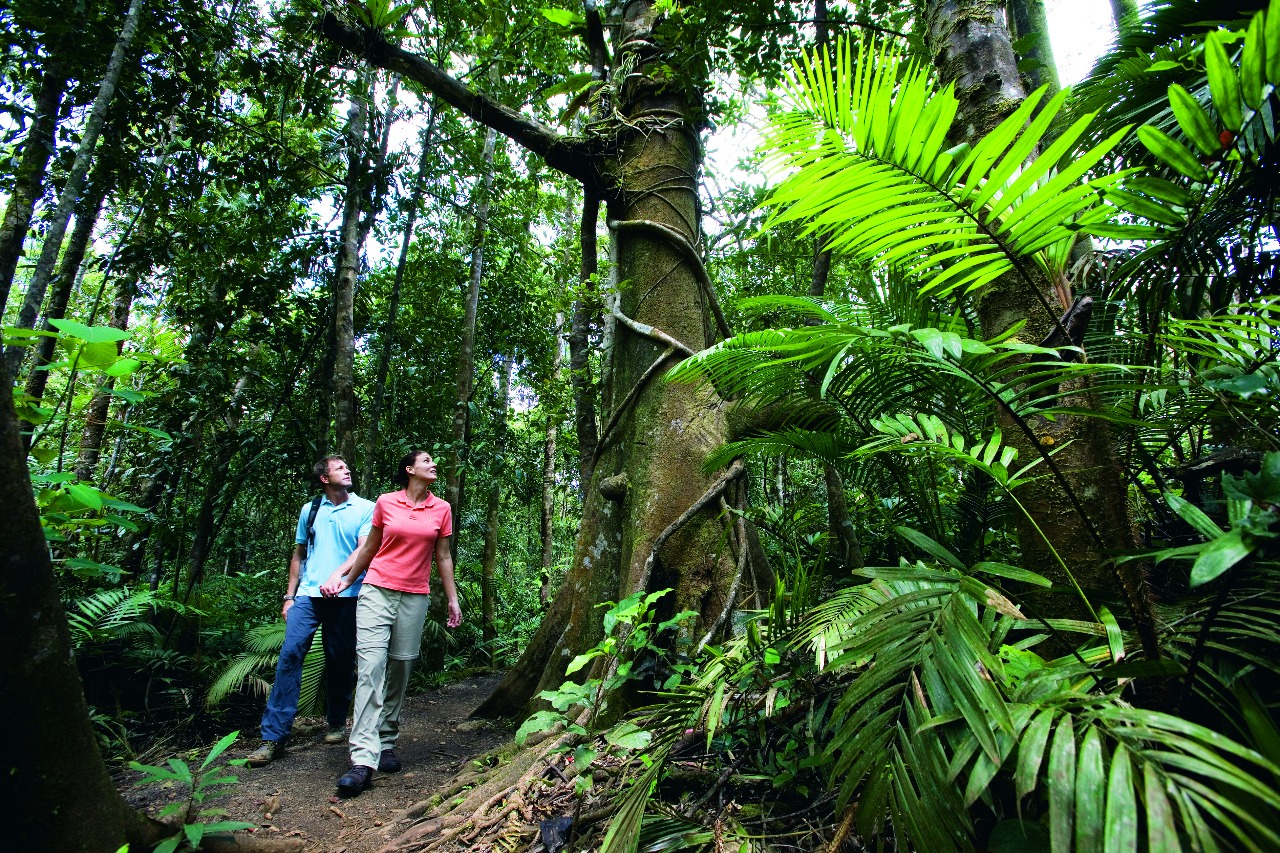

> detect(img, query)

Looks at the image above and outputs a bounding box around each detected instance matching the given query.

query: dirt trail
[119,674,511,852]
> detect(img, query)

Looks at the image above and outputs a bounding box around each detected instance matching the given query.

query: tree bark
[362,100,437,492]
[481,357,513,665]
[0,62,67,310]
[3,0,144,381]
[1005,0,1061,95]
[921,0,1152,644]
[331,72,371,465]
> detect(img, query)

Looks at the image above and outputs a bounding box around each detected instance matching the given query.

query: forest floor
[116,673,512,853]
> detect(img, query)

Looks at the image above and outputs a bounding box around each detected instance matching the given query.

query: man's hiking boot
[336,765,373,798]
[323,726,346,745]
[247,740,283,767]
[378,749,401,773]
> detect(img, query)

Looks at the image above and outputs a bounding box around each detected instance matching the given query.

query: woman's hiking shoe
[378,749,401,773]
[336,765,373,798]
[323,726,347,745]
[247,740,282,767]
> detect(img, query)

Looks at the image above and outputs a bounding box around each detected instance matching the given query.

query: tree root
[594,345,676,461]
[609,305,695,357]
[382,711,593,853]
[610,218,732,340]
[637,459,745,593]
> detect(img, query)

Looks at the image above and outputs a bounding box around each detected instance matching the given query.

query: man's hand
[446,599,462,628]
[320,571,350,597]
[282,598,294,619]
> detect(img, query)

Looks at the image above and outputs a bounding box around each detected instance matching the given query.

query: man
[247,456,375,767]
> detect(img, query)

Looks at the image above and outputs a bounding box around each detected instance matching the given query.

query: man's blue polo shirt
[294,493,375,597]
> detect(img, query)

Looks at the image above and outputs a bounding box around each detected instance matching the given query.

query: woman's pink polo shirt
[366,490,453,594]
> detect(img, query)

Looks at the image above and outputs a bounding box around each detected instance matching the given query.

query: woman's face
[405,452,438,485]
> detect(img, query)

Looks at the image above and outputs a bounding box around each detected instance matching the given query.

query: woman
[320,449,462,797]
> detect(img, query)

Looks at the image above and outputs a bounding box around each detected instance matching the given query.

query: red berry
[1220,130,1236,147]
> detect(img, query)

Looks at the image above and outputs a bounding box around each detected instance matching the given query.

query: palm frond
[761,36,1129,300]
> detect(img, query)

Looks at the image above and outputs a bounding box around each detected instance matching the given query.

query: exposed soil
[117,674,512,852]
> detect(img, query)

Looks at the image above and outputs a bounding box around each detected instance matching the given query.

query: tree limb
[320,13,603,191]
[609,306,695,357]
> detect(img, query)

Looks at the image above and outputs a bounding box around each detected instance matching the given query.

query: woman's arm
[435,535,462,627]
[321,526,381,596]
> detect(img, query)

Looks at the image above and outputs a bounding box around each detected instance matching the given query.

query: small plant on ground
[129,731,255,852]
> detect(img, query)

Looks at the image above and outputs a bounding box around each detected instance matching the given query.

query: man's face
[323,459,353,488]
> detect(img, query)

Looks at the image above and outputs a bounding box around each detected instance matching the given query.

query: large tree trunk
[3,0,143,380]
[921,0,1153,649]
[0,62,67,310]
[322,0,769,721]
[0,363,301,852]
[475,0,761,717]
[331,72,371,465]
[481,357,513,665]
[541,314,565,606]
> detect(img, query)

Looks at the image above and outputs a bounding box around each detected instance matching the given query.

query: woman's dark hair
[392,450,430,488]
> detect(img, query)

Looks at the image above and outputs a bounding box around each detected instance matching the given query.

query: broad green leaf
[79,340,121,368]
[895,525,964,570]
[48,318,130,343]
[1104,745,1137,853]
[606,721,652,751]
[104,357,142,377]
[1190,528,1251,586]
[1075,727,1105,853]
[67,483,104,511]
[515,710,562,745]
[1206,33,1244,131]
[540,7,583,27]
[1241,15,1266,109]
[973,562,1052,588]
[543,72,595,99]
[1164,493,1223,539]
[202,731,240,770]
[1137,126,1210,182]
[1048,715,1076,852]
[1168,84,1220,156]
[1267,0,1280,83]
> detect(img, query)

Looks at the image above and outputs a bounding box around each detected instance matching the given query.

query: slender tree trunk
[568,193,601,498]
[445,125,498,529]
[73,279,134,481]
[541,314,565,606]
[331,73,371,465]
[362,100,437,491]
[922,0,1153,648]
[3,0,143,380]
[1005,0,1061,94]
[481,357,513,665]
[1109,0,1140,37]
[23,171,111,409]
[0,63,67,310]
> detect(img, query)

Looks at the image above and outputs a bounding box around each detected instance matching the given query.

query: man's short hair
[313,455,346,483]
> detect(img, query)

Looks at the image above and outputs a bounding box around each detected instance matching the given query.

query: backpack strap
[299,494,324,564]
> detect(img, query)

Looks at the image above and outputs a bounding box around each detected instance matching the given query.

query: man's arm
[436,535,462,628]
[282,545,304,618]
[321,527,381,596]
